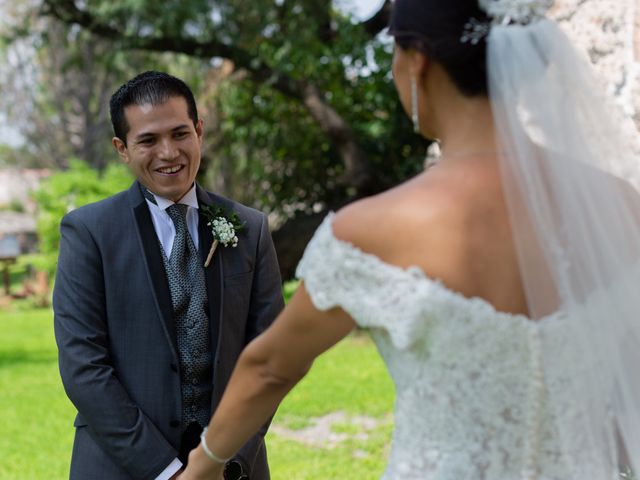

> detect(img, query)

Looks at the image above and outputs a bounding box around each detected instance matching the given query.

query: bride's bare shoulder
[331,171,466,258]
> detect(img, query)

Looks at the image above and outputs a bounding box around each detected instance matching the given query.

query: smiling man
[53,71,284,480]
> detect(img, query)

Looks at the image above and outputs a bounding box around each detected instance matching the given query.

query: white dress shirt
[144,184,200,480]
[145,185,200,257]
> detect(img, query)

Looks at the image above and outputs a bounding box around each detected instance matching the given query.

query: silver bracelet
[200,427,232,464]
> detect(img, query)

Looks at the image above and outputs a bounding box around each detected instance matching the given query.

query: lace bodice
[296,214,579,480]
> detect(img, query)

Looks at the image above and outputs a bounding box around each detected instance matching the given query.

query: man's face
[112,96,203,202]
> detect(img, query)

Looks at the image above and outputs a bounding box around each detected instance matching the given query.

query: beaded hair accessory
[461,0,555,44]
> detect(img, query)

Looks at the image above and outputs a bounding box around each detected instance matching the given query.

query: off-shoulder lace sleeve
[295,213,438,350]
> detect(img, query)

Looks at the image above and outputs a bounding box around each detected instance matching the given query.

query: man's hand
[170,469,184,479]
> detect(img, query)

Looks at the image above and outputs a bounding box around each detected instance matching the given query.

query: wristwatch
[223,460,249,480]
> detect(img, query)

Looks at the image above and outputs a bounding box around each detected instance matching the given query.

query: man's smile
[155,164,185,175]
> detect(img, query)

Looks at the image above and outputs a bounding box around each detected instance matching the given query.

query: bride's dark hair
[389,0,490,97]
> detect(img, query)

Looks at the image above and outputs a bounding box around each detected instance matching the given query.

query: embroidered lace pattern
[296,214,581,480]
[462,0,554,44]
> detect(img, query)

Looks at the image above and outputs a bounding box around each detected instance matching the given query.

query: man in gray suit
[53,71,284,480]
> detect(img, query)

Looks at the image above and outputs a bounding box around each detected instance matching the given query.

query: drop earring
[411,76,420,134]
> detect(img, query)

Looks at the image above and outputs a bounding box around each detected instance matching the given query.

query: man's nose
[157,138,179,160]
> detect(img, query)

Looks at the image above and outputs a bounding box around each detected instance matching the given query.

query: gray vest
[159,223,213,431]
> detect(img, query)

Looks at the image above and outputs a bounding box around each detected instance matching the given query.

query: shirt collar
[147,184,199,211]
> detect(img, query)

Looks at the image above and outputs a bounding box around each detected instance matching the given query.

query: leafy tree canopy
[7,0,431,277]
[38,0,429,210]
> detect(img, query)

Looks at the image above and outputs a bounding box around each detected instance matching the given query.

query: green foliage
[200,204,247,233]
[1,6,209,169]
[34,0,429,215]
[205,6,428,214]
[0,144,27,167]
[31,160,132,274]
[0,199,26,213]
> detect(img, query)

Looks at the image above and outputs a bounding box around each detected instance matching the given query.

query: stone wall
[553,0,639,121]
[0,168,49,255]
[0,168,50,214]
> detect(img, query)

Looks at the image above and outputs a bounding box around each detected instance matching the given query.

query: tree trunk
[272,211,328,281]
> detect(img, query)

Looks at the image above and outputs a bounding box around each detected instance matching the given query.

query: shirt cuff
[154,458,183,480]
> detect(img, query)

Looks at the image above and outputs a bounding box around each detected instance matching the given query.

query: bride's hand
[179,446,224,480]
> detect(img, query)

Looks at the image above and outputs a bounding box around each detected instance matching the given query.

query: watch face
[223,460,244,480]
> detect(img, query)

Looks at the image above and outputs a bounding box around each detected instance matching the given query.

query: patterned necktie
[165,203,213,430]
[165,204,198,285]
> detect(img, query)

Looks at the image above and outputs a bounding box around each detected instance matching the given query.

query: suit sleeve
[234,212,285,475]
[53,213,178,479]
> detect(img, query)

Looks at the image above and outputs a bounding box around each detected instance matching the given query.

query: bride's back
[333,156,530,318]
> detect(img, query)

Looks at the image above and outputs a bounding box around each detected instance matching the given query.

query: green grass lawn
[0,307,75,478]
[266,333,394,478]
[0,306,394,478]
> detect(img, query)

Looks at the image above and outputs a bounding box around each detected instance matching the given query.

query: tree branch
[42,0,377,192]
[42,0,303,97]
[314,0,335,44]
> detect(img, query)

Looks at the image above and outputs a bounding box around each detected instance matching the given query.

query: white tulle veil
[485,1,640,478]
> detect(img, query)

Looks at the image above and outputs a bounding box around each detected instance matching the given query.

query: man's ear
[195,119,204,145]
[112,137,130,164]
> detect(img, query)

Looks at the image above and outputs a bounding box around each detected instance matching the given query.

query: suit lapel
[197,185,223,357]
[128,182,178,354]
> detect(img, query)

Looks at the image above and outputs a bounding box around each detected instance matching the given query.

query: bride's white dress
[296,214,586,480]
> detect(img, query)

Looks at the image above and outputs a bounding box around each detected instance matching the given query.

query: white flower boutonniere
[201,205,246,267]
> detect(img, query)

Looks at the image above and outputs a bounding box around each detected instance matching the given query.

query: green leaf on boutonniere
[201,204,246,247]
[201,204,247,267]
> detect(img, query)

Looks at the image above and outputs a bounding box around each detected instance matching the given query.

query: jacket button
[170,363,178,372]
[170,420,180,428]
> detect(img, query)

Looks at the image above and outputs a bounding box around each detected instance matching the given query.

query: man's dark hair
[109,71,199,144]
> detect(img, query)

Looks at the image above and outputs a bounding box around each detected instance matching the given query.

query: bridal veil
[486,0,640,477]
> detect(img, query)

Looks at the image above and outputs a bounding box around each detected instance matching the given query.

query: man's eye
[174,132,188,139]
[139,138,155,145]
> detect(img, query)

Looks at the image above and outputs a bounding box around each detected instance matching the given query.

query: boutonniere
[201,204,246,267]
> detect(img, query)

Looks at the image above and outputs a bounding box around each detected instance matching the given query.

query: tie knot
[166,203,189,226]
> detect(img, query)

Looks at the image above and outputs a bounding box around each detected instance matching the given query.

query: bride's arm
[181,284,356,479]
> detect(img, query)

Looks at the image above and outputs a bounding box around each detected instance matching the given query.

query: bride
[182,0,640,478]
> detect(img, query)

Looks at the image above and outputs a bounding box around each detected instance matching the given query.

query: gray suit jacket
[53,182,284,479]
